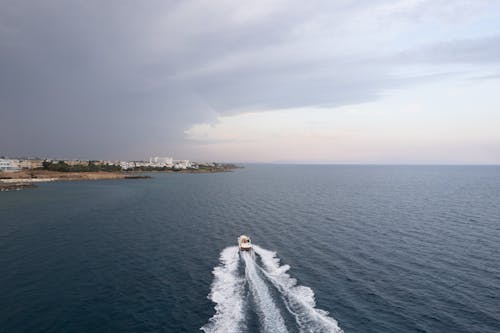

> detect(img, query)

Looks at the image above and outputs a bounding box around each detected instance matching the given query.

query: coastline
[0,165,241,191]
[0,170,149,191]
[142,166,240,173]
[0,183,37,192]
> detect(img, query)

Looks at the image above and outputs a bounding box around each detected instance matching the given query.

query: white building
[173,160,192,169]
[149,156,173,167]
[119,161,136,170]
[0,159,20,171]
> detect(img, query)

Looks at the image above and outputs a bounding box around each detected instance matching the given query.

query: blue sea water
[0,165,499,332]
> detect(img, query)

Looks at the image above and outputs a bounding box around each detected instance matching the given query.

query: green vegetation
[130,163,239,172]
[42,161,122,172]
[39,161,240,173]
[130,166,178,172]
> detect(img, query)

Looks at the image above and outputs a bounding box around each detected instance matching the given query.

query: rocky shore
[0,165,240,191]
[0,170,150,191]
[0,183,36,192]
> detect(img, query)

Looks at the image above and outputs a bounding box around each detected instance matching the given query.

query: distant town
[0,156,226,172]
[0,156,239,191]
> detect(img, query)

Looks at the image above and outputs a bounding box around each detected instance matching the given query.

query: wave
[201,246,246,333]
[253,245,344,333]
[241,251,288,333]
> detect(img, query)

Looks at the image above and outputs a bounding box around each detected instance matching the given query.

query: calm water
[0,165,499,332]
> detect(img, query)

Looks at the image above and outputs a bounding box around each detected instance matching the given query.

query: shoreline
[0,166,240,191]
[0,171,150,191]
[0,183,37,192]
[142,167,238,173]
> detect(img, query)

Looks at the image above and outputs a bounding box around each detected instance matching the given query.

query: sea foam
[201,246,245,333]
[203,245,344,333]
[241,251,288,333]
[254,245,344,333]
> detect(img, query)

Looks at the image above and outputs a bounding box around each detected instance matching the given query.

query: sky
[1,0,500,163]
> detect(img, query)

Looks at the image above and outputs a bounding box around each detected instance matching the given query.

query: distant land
[0,156,241,191]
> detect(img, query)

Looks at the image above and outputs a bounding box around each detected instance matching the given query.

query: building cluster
[0,158,44,171]
[0,156,203,172]
[119,157,194,170]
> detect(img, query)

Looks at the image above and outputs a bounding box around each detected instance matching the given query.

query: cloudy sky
[1,0,500,163]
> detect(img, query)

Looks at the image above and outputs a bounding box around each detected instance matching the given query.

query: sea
[0,165,499,333]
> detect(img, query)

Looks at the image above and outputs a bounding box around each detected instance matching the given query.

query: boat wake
[201,245,344,333]
[241,250,288,332]
[201,246,246,333]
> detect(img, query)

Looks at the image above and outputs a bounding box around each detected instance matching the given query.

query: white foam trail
[201,246,245,333]
[241,251,288,333]
[254,245,344,333]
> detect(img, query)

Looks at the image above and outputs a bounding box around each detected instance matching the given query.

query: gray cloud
[1,0,499,159]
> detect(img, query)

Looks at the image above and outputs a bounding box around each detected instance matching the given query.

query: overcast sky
[1,0,500,163]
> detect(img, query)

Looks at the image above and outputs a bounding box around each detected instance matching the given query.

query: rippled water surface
[1,165,499,332]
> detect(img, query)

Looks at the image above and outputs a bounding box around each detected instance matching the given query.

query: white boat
[238,235,252,251]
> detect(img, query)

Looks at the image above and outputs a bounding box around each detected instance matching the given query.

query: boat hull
[238,235,252,251]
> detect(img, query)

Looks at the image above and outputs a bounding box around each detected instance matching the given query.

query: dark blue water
[1,165,499,332]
